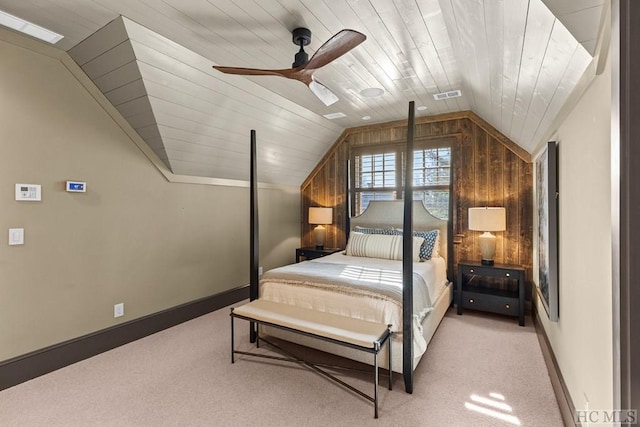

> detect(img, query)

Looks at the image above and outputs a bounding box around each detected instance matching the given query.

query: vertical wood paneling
[519,162,534,281]
[456,118,475,270]
[488,141,505,262]
[503,150,520,265]
[301,112,533,280]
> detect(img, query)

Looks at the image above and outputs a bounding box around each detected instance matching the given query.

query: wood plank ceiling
[0,0,606,186]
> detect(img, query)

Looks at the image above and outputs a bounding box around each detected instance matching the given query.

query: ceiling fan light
[309,80,339,106]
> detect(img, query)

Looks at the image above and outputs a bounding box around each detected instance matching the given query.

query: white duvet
[259,252,448,357]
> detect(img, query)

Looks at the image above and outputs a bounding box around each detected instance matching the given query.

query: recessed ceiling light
[417,106,428,111]
[0,9,64,44]
[362,115,371,121]
[323,112,347,120]
[360,87,384,98]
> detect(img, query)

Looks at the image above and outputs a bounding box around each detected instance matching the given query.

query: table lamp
[308,207,332,249]
[468,207,506,265]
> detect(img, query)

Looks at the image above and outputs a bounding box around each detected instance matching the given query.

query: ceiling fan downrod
[292,27,311,68]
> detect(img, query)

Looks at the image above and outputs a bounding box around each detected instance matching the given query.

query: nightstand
[456,260,526,326]
[296,247,342,263]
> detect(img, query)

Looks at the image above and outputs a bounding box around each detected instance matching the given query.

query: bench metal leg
[374,349,379,419]
[388,329,393,390]
[230,309,235,364]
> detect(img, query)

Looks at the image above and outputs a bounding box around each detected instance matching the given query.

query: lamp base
[313,225,326,249]
[481,259,495,266]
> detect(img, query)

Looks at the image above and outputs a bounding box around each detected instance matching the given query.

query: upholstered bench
[230,299,393,418]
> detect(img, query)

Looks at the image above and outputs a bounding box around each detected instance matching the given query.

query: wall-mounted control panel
[15,184,41,201]
[66,181,86,192]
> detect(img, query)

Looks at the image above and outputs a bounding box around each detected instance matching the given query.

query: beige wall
[0,34,300,361]
[534,52,613,412]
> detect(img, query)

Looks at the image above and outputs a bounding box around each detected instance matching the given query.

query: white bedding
[259,252,448,358]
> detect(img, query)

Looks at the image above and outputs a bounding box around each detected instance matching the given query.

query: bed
[246,102,449,393]
[258,200,452,382]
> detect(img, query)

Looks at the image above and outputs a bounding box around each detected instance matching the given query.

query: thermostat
[15,184,41,201]
[66,181,86,192]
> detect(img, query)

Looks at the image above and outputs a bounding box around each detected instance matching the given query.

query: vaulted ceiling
[0,0,607,186]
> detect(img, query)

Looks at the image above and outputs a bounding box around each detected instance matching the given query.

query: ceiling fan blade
[212,65,291,77]
[303,29,366,71]
[308,79,339,106]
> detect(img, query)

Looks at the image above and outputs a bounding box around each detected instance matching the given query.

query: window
[412,146,451,219]
[353,151,398,214]
[350,143,451,219]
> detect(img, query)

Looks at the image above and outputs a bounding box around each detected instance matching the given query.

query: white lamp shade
[308,207,333,225]
[468,207,506,232]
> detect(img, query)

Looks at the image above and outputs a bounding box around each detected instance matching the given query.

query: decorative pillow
[345,232,423,261]
[412,230,440,261]
[354,226,399,235]
[393,228,440,261]
[430,232,441,258]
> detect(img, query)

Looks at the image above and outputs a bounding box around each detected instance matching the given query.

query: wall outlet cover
[114,303,124,318]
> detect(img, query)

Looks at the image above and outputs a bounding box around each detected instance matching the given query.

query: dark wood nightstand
[296,247,342,263]
[456,260,526,326]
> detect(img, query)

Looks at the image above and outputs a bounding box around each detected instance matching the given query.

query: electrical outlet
[258,266,263,275]
[114,303,124,318]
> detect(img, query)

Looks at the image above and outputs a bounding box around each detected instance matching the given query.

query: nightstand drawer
[460,264,519,279]
[296,247,342,262]
[461,290,518,316]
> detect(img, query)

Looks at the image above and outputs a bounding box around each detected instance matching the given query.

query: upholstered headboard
[349,200,449,266]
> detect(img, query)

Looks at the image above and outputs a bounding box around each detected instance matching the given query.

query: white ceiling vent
[323,112,347,120]
[433,90,462,100]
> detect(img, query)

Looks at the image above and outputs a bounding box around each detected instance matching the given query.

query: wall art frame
[536,141,559,321]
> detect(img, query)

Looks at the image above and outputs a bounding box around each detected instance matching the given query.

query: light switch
[9,228,24,245]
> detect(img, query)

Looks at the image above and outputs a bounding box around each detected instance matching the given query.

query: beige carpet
[0,304,562,426]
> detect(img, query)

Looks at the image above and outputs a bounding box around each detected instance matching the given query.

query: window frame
[349,138,454,218]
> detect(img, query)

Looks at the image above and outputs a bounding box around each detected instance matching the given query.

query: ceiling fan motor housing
[292,27,312,68]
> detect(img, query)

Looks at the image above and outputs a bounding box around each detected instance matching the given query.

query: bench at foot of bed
[230,299,393,419]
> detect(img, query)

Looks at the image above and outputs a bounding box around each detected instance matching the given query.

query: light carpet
[0,304,562,426]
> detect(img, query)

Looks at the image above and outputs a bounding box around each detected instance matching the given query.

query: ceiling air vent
[433,90,462,100]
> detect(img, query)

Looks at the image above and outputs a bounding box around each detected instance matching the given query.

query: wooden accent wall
[301,111,533,281]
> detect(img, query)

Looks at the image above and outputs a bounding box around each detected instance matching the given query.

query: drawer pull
[469,299,474,304]
[505,273,510,277]
[505,304,510,309]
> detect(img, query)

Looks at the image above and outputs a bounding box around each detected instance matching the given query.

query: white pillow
[345,232,423,261]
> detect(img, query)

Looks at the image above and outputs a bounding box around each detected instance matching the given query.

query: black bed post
[403,101,415,393]
[249,129,259,343]
[346,157,351,237]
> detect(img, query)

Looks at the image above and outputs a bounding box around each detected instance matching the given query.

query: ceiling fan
[213,27,366,106]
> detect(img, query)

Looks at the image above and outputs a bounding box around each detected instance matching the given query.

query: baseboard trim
[0,285,249,391]
[532,305,579,427]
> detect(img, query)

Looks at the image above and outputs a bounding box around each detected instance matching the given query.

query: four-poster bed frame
[247,102,435,393]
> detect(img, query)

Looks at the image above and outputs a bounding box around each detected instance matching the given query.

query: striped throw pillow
[345,232,423,261]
